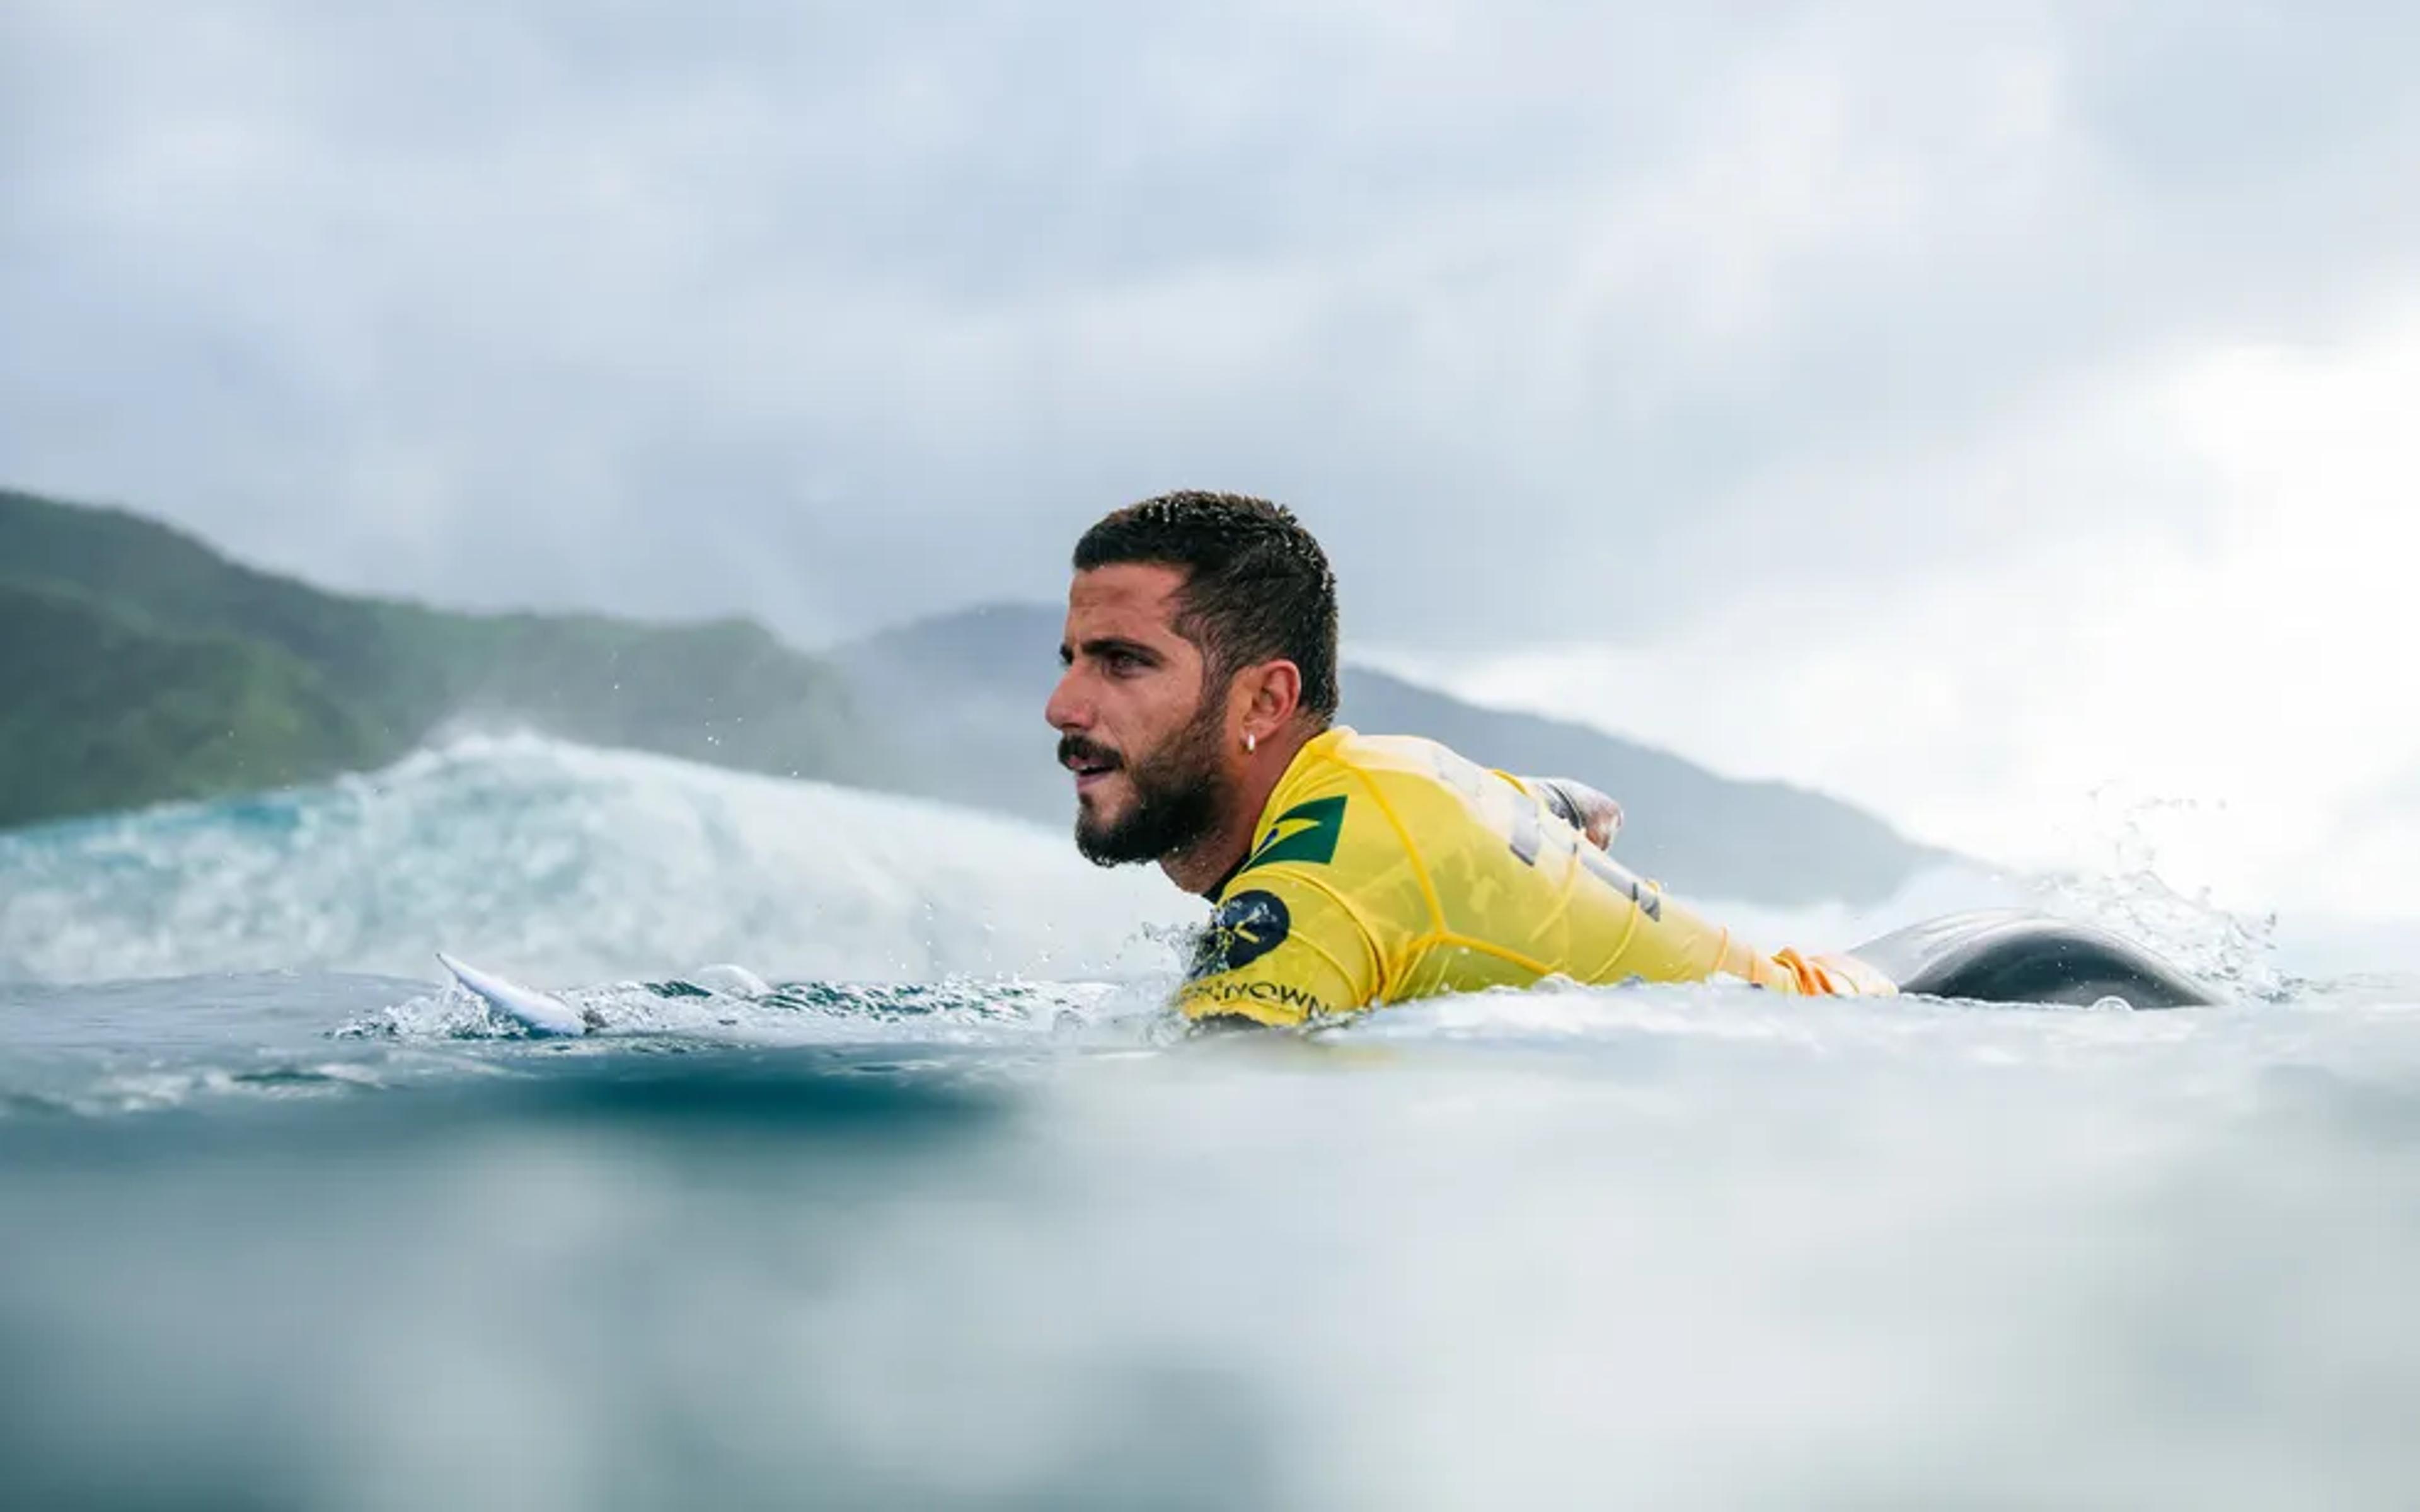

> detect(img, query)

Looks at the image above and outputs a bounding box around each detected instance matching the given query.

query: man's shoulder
[1296,728,1475,789]
[1223,729,1443,895]
[1228,726,1496,896]
[1301,728,1517,818]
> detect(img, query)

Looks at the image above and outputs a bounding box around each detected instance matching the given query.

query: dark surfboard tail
[1848,910,2219,1008]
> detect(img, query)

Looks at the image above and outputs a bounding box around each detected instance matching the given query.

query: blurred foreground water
[6,740,2419,1508]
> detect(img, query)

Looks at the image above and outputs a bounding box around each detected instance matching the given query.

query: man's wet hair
[1073,491,1340,723]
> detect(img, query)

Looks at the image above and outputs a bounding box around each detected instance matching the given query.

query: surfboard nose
[437,953,589,1036]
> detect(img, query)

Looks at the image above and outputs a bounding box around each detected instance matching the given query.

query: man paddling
[1046,491,1891,1026]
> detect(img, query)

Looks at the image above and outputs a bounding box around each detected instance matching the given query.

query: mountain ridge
[4,486,1947,904]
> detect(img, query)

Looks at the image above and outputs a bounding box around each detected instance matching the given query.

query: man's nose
[1045,668,1091,732]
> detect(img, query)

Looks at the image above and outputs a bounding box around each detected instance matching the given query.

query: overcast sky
[5,1,2419,915]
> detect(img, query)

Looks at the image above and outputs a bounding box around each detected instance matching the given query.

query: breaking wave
[0,734,1195,986]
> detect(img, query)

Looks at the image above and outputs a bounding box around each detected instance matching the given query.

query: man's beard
[1066,697,1230,868]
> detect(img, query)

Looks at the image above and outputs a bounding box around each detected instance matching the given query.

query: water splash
[2028,786,2289,999]
[343,972,1170,1048]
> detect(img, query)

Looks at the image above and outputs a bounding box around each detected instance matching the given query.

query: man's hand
[1530,777,1623,851]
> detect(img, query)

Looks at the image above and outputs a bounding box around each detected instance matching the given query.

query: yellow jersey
[1177,727,1893,1026]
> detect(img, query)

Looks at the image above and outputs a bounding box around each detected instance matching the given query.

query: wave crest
[0,735,1191,986]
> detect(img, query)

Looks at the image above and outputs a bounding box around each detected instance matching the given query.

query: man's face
[1045,563,1230,866]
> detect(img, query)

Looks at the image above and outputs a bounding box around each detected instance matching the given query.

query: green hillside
[0,488,868,829]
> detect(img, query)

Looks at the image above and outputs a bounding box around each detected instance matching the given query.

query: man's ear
[1242,660,1303,731]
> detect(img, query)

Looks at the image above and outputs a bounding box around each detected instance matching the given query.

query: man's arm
[1177,871,1382,1028]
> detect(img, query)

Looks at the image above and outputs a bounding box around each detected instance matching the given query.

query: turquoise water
[7,740,2420,1509]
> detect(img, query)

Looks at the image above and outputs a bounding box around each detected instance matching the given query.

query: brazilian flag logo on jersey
[1238,795,1347,876]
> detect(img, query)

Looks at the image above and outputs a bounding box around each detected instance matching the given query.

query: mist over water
[6,738,2420,1508]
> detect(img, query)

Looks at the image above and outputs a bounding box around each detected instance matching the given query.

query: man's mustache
[1057,735,1124,770]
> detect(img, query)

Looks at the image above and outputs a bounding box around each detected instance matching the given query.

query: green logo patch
[1239,795,1347,875]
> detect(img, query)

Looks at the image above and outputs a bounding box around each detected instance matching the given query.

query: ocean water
[5,738,2419,1509]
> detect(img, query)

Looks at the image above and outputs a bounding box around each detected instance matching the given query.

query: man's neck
[1160,723,1320,897]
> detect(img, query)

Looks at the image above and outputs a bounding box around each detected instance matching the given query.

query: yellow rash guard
[1178,727,1894,1026]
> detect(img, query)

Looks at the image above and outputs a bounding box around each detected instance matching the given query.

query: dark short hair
[1073,491,1340,723]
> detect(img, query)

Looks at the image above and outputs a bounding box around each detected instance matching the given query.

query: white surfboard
[437,953,588,1036]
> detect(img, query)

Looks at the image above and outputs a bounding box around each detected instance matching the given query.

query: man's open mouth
[1062,748,1121,789]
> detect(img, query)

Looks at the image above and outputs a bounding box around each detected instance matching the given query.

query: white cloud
[1394,299,2420,915]
[5,0,2417,646]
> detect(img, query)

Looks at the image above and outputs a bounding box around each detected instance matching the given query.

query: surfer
[1046,491,1895,1028]
[435,488,2212,1041]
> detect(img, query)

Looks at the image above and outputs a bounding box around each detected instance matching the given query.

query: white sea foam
[0,735,1195,986]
